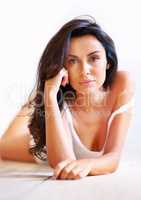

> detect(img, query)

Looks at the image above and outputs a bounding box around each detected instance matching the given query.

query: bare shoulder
[111,70,135,110]
[114,70,134,88]
[112,70,134,95]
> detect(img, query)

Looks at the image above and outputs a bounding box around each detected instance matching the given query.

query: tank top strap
[108,97,134,128]
[102,97,135,150]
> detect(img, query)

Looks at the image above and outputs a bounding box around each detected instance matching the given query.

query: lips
[79,80,95,84]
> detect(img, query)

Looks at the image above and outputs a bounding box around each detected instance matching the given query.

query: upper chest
[67,91,116,151]
[70,107,111,151]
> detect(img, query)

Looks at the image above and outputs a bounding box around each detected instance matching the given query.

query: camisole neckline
[63,98,134,155]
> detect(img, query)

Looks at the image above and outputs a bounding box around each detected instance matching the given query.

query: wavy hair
[23,15,118,160]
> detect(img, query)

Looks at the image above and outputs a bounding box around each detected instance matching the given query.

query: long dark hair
[23,15,118,160]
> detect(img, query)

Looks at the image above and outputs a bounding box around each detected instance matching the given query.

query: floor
[0,157,141,200]
[0,105,141,200]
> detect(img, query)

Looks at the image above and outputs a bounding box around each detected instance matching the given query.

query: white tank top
[30,97,134,164]
[62,98,134,159]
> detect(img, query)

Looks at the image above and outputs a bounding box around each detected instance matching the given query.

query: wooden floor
[0,159,141,200]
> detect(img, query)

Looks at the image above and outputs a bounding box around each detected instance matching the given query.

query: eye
[89,56,100,62]
[68,59,77,64]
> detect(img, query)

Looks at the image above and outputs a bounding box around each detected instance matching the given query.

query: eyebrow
[67,51,101,58]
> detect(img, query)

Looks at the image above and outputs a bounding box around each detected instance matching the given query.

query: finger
[60,67,67,76]
[61,76,68,86]
[68,165,91,180]
[66,166,82,180]
[78,170,88,178]
[67,170,80,180]
[78,166,92,178]
[59,161,76,180]
[61,69,69,86]
[54,159,73,179]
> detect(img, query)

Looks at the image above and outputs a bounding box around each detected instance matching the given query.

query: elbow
[93,155,120,176]
[98,160,119,176]
[110,163,119,174]
[106,151,120,174]
[109,157,120,174]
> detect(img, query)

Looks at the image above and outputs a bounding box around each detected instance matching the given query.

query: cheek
[68,70,81,90]
[95,68,106,85]
[68,70,77,84]
[68,66,79,78]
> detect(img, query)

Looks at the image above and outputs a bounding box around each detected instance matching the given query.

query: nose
[80,61,91,75]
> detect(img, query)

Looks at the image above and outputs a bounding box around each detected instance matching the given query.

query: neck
[74,88,109,112]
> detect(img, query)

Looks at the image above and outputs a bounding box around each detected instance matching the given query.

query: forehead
[68,35,105,55]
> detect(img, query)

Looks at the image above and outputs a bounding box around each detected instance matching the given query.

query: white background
[0,0,140,158]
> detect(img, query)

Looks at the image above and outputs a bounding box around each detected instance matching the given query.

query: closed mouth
[79,80,95,84]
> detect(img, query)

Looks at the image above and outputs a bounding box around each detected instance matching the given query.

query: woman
[0,16,134,180]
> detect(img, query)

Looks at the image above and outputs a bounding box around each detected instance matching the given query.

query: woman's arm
[53,71,134,180]
[45,95,76,168]
[54,103,133,179]
[89,108,133,175]
[44,68,76,168]
[0,105,36,162]
[89,71,134,175]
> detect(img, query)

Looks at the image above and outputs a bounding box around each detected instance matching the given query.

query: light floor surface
[0,157,141,200]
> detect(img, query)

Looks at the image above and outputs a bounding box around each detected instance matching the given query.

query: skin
[52,35,134,180]
[0,34,134,180]
[65,35,109,111]
[61,35,113,155]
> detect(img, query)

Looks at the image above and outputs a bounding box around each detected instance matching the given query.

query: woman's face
[65,35,108,95]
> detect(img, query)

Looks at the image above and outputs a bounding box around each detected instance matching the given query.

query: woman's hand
[44,67,69,98]
[54,158,94,180]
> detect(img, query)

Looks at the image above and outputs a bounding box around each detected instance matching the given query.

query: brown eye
[90,56,99,62]
[68,59,77,64]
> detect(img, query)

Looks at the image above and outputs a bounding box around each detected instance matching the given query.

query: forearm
[89,152,119,176]
[45,95,76,168]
